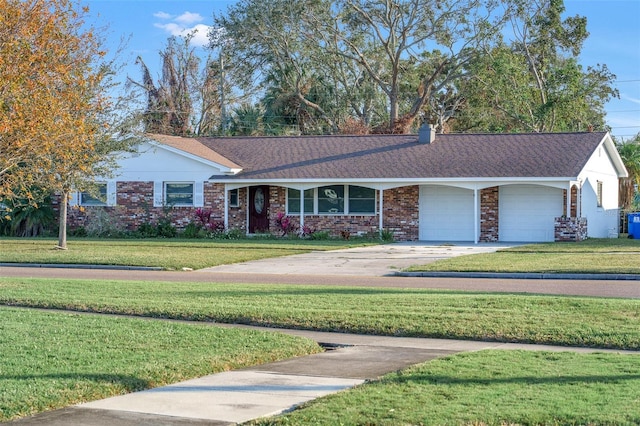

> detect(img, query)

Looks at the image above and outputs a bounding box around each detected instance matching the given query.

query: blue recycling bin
[629,213,640,239]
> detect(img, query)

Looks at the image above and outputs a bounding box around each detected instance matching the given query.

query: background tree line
[134,0,618,137]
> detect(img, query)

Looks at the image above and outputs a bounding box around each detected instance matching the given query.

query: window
[597,181,603,207]
[318,185,345,214]
[348,186,376,213]
[229,188,239,207]
[165,182,194,206]
[287,188,314,214]
[286,185,376,215]
[80,183,107,206]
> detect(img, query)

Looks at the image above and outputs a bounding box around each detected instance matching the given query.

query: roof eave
[147,140,239,174]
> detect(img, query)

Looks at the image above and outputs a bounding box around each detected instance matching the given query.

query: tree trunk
[57,191,68,250]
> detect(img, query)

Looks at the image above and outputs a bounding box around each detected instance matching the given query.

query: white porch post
[378,189,384,236]
[299,189,304,231]
[567,182,572,217]
[474,188,479,244]
[578,181,582,217]
[224,185,229,229]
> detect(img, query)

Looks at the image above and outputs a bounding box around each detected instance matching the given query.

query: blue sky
[84,0,640,140]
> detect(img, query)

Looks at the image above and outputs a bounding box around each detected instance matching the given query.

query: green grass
[2,279,639,349]
[3,238,640,424]
[252,350,640,425]
[0,307,321,422]
[0,238,374,270]
[407,238,640,274]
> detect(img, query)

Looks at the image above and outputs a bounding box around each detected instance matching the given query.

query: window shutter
[194,181,204,207]
[69,192,79,207]
[153,181,163,207]
[107,181,117,206]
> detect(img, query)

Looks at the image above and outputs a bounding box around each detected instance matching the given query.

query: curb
[395,271,640,281]
[0,263,163,271]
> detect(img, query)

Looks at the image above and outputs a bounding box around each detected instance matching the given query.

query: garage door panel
[499,185,563,242]
[419,186,475,241]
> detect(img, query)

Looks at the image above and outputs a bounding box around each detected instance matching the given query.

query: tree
[0,0,136,248]
[212,0,344,134]
[453,0,617,133]
[618,133,640,211]
[129,35,221,136]
[213,0,507,134]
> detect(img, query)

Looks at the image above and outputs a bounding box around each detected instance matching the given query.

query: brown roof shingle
[186,132,606,180]
[148,133,242,170]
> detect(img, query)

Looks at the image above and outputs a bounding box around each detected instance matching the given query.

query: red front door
[249,186,269,233]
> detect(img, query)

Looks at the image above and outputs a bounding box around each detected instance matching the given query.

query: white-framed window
[348,185,376,213]
[229,188,239,207]
[287,185,376,215]
[80,183,107,206]
[165,182,194,206]
[287,188,314,214]
[597,181,603,207]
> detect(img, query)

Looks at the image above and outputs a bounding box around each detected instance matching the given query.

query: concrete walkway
[11,325,638,426]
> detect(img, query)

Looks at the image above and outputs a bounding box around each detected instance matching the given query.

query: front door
[249,186,269,233]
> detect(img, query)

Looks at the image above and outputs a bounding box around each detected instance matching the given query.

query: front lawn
[2,279,639,350]
[0,307,321,422]
[0,238,374,270]
[253,350,640,425]
[407,238,640,274]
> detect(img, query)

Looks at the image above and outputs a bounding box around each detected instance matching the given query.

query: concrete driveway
[199,242,517,276]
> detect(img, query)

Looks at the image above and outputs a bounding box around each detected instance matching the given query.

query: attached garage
[419,185,475,241]
[499,185,564,242]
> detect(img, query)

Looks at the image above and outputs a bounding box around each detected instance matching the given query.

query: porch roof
[152,131,611,181]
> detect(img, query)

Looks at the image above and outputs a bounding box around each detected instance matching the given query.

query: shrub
[156,218,177,238]
[380,228,395,242]
[181,222,204,239]
[310,230,331,240]
[135,222,158,238]
[1,195,54,237]
[83,208,126,238]
[274,212,297,236]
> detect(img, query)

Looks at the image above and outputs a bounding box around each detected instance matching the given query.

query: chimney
[418,123,436,144]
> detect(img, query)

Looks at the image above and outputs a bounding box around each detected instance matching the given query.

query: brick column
[480,186,499,242]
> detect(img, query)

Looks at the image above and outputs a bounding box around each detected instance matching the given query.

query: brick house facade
[61,131,626,242]
[63,182,583,242]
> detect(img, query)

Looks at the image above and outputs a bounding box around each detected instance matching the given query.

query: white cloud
[188,24,211,47]
[175,12,204,25]
[153,11,172,20]
[153,11,211,48]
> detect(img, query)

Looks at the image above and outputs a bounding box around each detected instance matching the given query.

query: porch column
[566,183,572,218]
[224,185,229,229]
[474,188,479,244]
[578,182,582,217]
[299,189,304,231]
[378,189,384,235]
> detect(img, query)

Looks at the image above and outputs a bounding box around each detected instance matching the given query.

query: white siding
[112,142,227,182]
[578,144,621,238]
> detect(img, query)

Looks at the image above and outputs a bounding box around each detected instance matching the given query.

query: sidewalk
[11,326,637,426]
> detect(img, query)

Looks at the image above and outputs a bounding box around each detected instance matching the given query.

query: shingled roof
[177,131,609,181]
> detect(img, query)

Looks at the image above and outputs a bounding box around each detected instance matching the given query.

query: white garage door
[499,185,563,242]
[419,186,475,241]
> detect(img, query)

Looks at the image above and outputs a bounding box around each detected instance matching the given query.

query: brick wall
[265,185,419,240]
[555,217,587,242]
[561,185,579,217]
[65,182,228,232]
[58,182,477,242]
[480,186,499,242]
